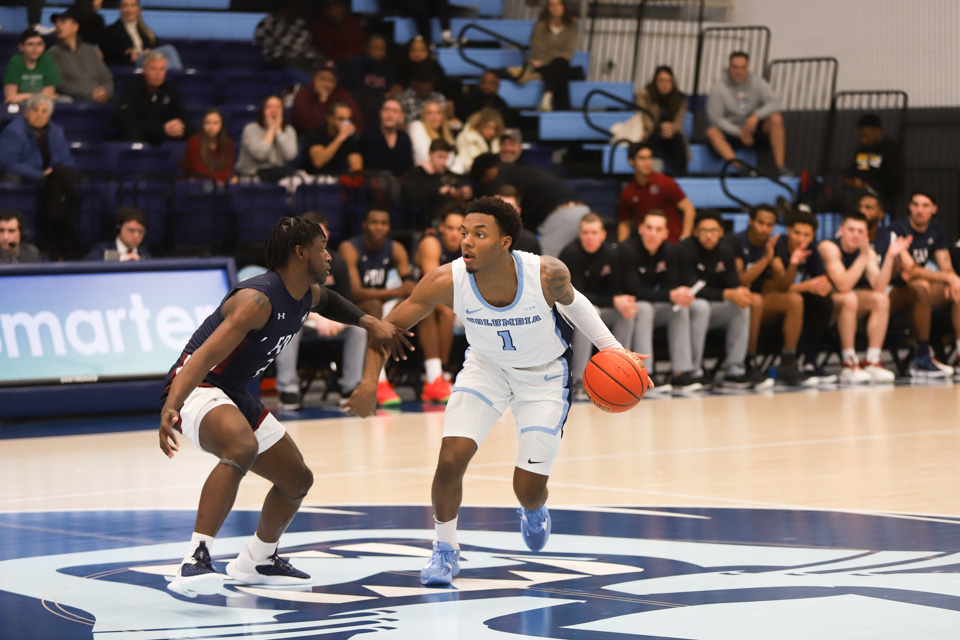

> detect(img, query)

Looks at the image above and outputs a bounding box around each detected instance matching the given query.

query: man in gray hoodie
[705,51,791,178]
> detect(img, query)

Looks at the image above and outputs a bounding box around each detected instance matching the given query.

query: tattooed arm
[540,255,576,305]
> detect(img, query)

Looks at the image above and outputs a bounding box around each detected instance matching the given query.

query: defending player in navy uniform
[889,191,959,377]
[158,217,412,597]
[342,197,644,587]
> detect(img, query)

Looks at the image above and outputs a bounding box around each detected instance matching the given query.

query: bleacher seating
[390,18,534,45]
[437,49,589,77]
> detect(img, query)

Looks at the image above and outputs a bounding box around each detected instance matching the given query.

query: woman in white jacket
[454,108,503,173]
[409,100,456,167]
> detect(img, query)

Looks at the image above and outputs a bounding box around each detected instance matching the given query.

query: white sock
[442,29,453,40]
[842,349,858,365]
[425,358,443,383]
[378,368,387,383]
[435,516,459,548]
[248,534,278,562]
[866,348,881,364]
[955,340,960,358]
[188,531,215,557]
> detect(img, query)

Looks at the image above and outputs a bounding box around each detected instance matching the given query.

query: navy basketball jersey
[890,219,948,269]
[350,236,396,289]
[829,238,870,289]
[440,242,462,266]
[775,235,824,283]
[730,230,771,292]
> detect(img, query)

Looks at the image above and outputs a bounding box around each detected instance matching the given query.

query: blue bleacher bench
[390,18,534,45]
[569,81,634,110]
[533,110,632,141]
[676,177,800,209]
[585,143,758,175]
[437,49,589,77]
[354,0,503,16]
[39,8,265,40]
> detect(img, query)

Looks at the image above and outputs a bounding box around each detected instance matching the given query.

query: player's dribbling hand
[159,408,180,458]
[340,383,377,418]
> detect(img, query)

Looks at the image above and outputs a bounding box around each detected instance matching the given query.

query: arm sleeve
[706,86,741,136]
[312,285,366,325]
[555,288,623,351]
[753,76,781,120]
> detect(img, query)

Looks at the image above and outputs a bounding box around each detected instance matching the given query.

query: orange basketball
[583,348,649,413]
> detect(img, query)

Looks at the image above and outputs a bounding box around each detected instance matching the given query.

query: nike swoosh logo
[544,374,563,381]
[466,308,483,314]
[527,458,545,464]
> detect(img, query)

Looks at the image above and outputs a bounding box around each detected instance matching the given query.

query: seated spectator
[292,61,364,137]
[116,51,189,145]
[398,66,449,126]
[397,36,451,93]
[235,95,299,181]
[0,210,41,264]
[411,206,463,403]
[493,186,541,254]
[843,113,902,210]
[529,0,579,111]
[360,98,413,178]
[71,0,106,48]
[819,211,908,383]
[402,139,470,229]
[0,94,80,260]
[47,8,114,104]
[558,212,633,393]
[181,108,236,184]
[455,108,503,173]
[4,28,59,104]
[706,51,791,177]
[409,99,457,167]
[341,34,403,127]
[498,128,524,165]
[618,142,695,243]
[311,0,367,61]
[302,102,362,177]
[678,210,768,389]
[254,0,321,78]
[472,152,584,256]
[100,0,184,69]
[390,0,454,47]
[456,70,519,126]
[636,65,688,176]
[85,207,151,261]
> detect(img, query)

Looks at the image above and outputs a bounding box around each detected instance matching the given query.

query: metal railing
[719,158,797,210]
[455,23,528,81]
[581,88,656,137]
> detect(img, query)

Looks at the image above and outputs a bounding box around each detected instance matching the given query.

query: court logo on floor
[2,506,960,639]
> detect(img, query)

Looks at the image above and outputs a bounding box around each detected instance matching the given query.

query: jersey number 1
[497,330,516,351]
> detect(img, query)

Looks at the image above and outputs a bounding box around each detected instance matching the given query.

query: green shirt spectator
[3,28,60,103]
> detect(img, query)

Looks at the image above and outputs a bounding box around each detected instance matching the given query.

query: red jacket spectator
[617,143,695,243]
[291,62,365,136]
[181,135,235,183]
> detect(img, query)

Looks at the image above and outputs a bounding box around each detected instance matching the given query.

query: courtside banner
[0,259,236,386]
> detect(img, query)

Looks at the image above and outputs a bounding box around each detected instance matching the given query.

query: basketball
[582,348,649,412]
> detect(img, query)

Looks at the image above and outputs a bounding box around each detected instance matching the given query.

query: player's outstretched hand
[341,382,378,418]
[364,317,415,361]
[159,408,180,458]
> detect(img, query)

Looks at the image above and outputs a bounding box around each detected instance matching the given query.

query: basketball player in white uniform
[343,197,644,586]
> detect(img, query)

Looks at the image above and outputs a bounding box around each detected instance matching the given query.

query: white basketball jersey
[451,251,569,367]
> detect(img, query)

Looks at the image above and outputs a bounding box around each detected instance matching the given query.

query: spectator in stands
[48,8,114,104]
[398,66,450,126]
[341,34,403,128]
[890,191,960,376]
[843,113,902,210]
[292,61,364,138]
[398,36,442,87]
[116,51,189,145]
[617,142,695,244]
[254,0,321,79]
[706,51,791,178]
[360,98,413,178]
[819,211,907,383]
[311,0,366,61]
[455,108,502,173]
[679,210,769,389]
[235,95,299,181]
[0,94,79,261]
[529,0,579,111]
[339,206,416,404]
[402,139,470,230]
[559,212,634,394]
[456,70,519,127]
[493,186,541,254]
[0,210,41,265]
[769,209,835,384]
[274,213,350,410]
[727,204,803,386]
[85,207,151,261]
[498,128,523,165]
[411,206,463,403]
[3,28,59,104]
[302,102,362,177]
[181,108,236,184]
[636,65,688,176]
[389,0,454,47]
[472,152,584,256]
[100,0,184,69]
[408,99,456,167]
[70,0,106,48]
[619,209,704,392]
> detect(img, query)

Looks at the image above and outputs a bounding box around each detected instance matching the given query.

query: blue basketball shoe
[168,542,222,597]
[420,541,460,586]
[226,543,311,585]
[520,505,551,551]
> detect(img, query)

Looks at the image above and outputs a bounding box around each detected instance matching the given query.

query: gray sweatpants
[690,299,749,376]
[274,328,303,394]
[632,300,701,375]
[571,306,633,381]
[538,203,591,257]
